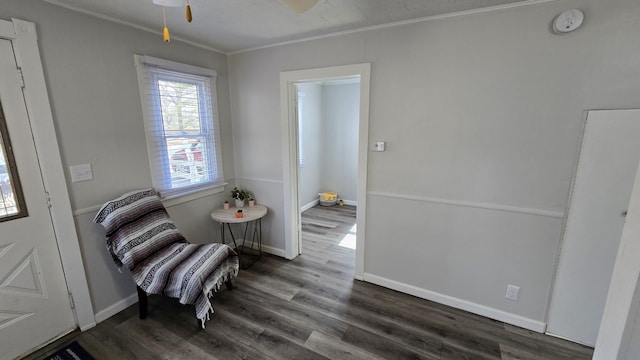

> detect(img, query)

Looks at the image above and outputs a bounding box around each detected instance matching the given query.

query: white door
[546,109,640,346]
[0,39,75,359]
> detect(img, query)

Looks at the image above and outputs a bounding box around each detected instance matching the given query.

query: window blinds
[135,55,224,198]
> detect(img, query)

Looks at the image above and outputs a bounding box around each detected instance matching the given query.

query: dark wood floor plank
[231,282,349,339]
[84,320,158,360]
[303,330,386,360]
[341,325,441,360]
[441,342,500,360]
[118,316,219,359]
[213,282,316,346]
[145,295,274,360]
[233,267,301,301]
[254,329,330,360]
[291,287,445,358]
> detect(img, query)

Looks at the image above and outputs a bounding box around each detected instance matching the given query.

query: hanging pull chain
[162,5,170,42]
[186,1,193,23]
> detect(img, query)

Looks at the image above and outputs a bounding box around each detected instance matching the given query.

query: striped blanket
[93,189,239,327]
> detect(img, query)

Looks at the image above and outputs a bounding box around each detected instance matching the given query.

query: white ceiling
[45,0,531,53]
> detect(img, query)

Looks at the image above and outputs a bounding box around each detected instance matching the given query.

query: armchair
[93,189,238,328]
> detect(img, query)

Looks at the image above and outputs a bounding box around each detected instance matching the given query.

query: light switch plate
[372,141,386,152]
[70,164,93,182]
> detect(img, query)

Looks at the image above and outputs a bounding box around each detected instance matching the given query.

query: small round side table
[211,205,267,269]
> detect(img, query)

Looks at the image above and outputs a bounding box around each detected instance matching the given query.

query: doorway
[280,63,371,279]
[296,79,360,257]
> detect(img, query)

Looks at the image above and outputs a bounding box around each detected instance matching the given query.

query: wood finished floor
[24,205,593,360]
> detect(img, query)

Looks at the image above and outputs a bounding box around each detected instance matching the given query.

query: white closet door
[547,109,640,346]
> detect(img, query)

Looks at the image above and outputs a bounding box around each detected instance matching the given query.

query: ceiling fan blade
[281,0,319,13]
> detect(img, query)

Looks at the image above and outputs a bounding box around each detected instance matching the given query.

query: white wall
[229,0,640,330]
[0,0,235,314]
[297,83,323,207]
[322,83,359,203]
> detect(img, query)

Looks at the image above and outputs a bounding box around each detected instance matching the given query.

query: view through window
[158,77,210,189]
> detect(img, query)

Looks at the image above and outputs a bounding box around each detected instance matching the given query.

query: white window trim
[134,55,224,199]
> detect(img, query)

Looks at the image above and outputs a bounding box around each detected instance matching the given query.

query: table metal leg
[258,218,262,256]
[234,218,262,269]
[225,223,238,249]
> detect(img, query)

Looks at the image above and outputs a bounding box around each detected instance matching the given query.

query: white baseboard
[300,199,356,210]
[261,244,287,258]
[342,199,357,206]
[94,292,138,324]
[545,331,592,347]
[301,199,319,212]
[222,239,286,258]
[363,273,547,333]
[79,322,97,331]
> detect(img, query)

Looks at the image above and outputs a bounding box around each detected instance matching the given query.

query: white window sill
[161,183,227,208]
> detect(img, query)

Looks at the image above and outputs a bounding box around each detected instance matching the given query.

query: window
[0,102,27,221]
[135,55,223,198]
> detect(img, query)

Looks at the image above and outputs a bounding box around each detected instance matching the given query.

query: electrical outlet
[505,284,520,301]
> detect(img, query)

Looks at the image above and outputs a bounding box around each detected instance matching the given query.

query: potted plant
[230,187,250,208]
[223,200,230,210]
[248,197,255,207]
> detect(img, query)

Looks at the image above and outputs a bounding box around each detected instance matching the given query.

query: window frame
[0,102,28,222]
[134,55,224,199]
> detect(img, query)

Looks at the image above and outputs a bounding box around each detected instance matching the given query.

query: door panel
[547,109,640,346]
[0,39,75,359]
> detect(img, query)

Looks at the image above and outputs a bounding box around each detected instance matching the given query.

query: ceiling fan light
[281,0,319,13]
[152,0,186,7]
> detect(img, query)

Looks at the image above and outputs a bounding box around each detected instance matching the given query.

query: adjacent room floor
[25,204,593,359]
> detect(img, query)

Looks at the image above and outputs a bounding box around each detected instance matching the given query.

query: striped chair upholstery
[93,189,239,327]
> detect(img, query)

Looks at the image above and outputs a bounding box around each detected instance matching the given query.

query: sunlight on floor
[338,224,357,249]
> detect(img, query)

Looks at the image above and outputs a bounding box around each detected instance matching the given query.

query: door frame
[0,18,95,330]
[280,63,371,280]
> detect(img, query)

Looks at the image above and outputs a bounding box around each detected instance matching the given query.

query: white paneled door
[547,109,640,346]
[0,39,75,359]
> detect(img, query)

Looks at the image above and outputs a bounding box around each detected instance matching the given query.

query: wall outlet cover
[506,284,520,301]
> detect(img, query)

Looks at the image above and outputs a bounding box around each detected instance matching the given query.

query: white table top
[211,205,267,224]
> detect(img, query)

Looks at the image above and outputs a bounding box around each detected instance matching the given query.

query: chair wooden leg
[137,285,148,319]
[225,278,233,290]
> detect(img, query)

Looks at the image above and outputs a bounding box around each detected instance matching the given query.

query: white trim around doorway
[280,63,371,280]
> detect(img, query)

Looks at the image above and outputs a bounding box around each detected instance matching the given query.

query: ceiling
[45,0,532,54]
